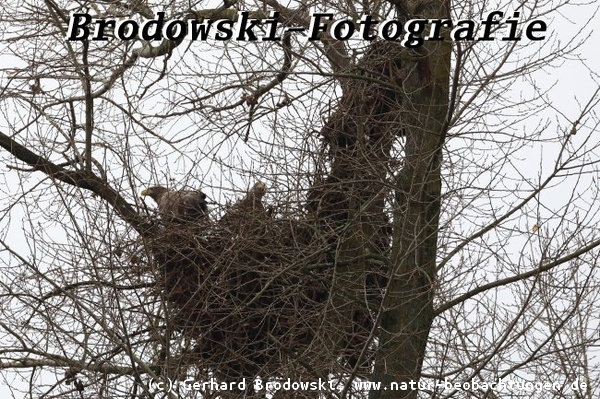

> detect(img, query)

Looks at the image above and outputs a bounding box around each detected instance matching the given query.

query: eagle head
[251,181,267,199]
[140,186,169,203]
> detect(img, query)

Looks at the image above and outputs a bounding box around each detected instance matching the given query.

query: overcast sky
[1,1,599,397]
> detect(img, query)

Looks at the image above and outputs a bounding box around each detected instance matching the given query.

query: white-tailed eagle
[235,181,267,213]
[141,186,208,223]
[218,181,268,225]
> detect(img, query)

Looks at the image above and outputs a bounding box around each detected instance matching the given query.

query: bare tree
[0,0,599,398]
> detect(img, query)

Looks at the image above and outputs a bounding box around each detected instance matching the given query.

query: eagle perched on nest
[219,181,267,221]
[141,186,208,223]
[232,181,267,213]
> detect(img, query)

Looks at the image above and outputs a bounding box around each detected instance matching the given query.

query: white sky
[1,1,599,397]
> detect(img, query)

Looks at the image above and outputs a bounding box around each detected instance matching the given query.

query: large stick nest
[149,205,331,384]
[146,40,405,391]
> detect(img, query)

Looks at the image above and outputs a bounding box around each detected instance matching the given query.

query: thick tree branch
[243,32,294,141]
[82,40,94,171]
[0,353,132,375]
[0,131,153,236]
[436,234,600,315]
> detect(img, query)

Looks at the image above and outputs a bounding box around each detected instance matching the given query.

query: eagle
[236,181,267,213]
[228,181,267,214]
[141,186,208,223]
[218,181,268,226]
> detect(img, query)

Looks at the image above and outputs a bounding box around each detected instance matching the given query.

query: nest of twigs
[146,40,405,392]
[149,208,332,384]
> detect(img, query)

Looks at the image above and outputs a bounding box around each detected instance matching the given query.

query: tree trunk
[370,2,451,398]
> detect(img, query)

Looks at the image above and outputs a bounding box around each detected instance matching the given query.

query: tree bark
[370,1,451,398]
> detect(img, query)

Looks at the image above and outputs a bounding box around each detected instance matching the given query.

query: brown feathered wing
[158,190,207,222]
